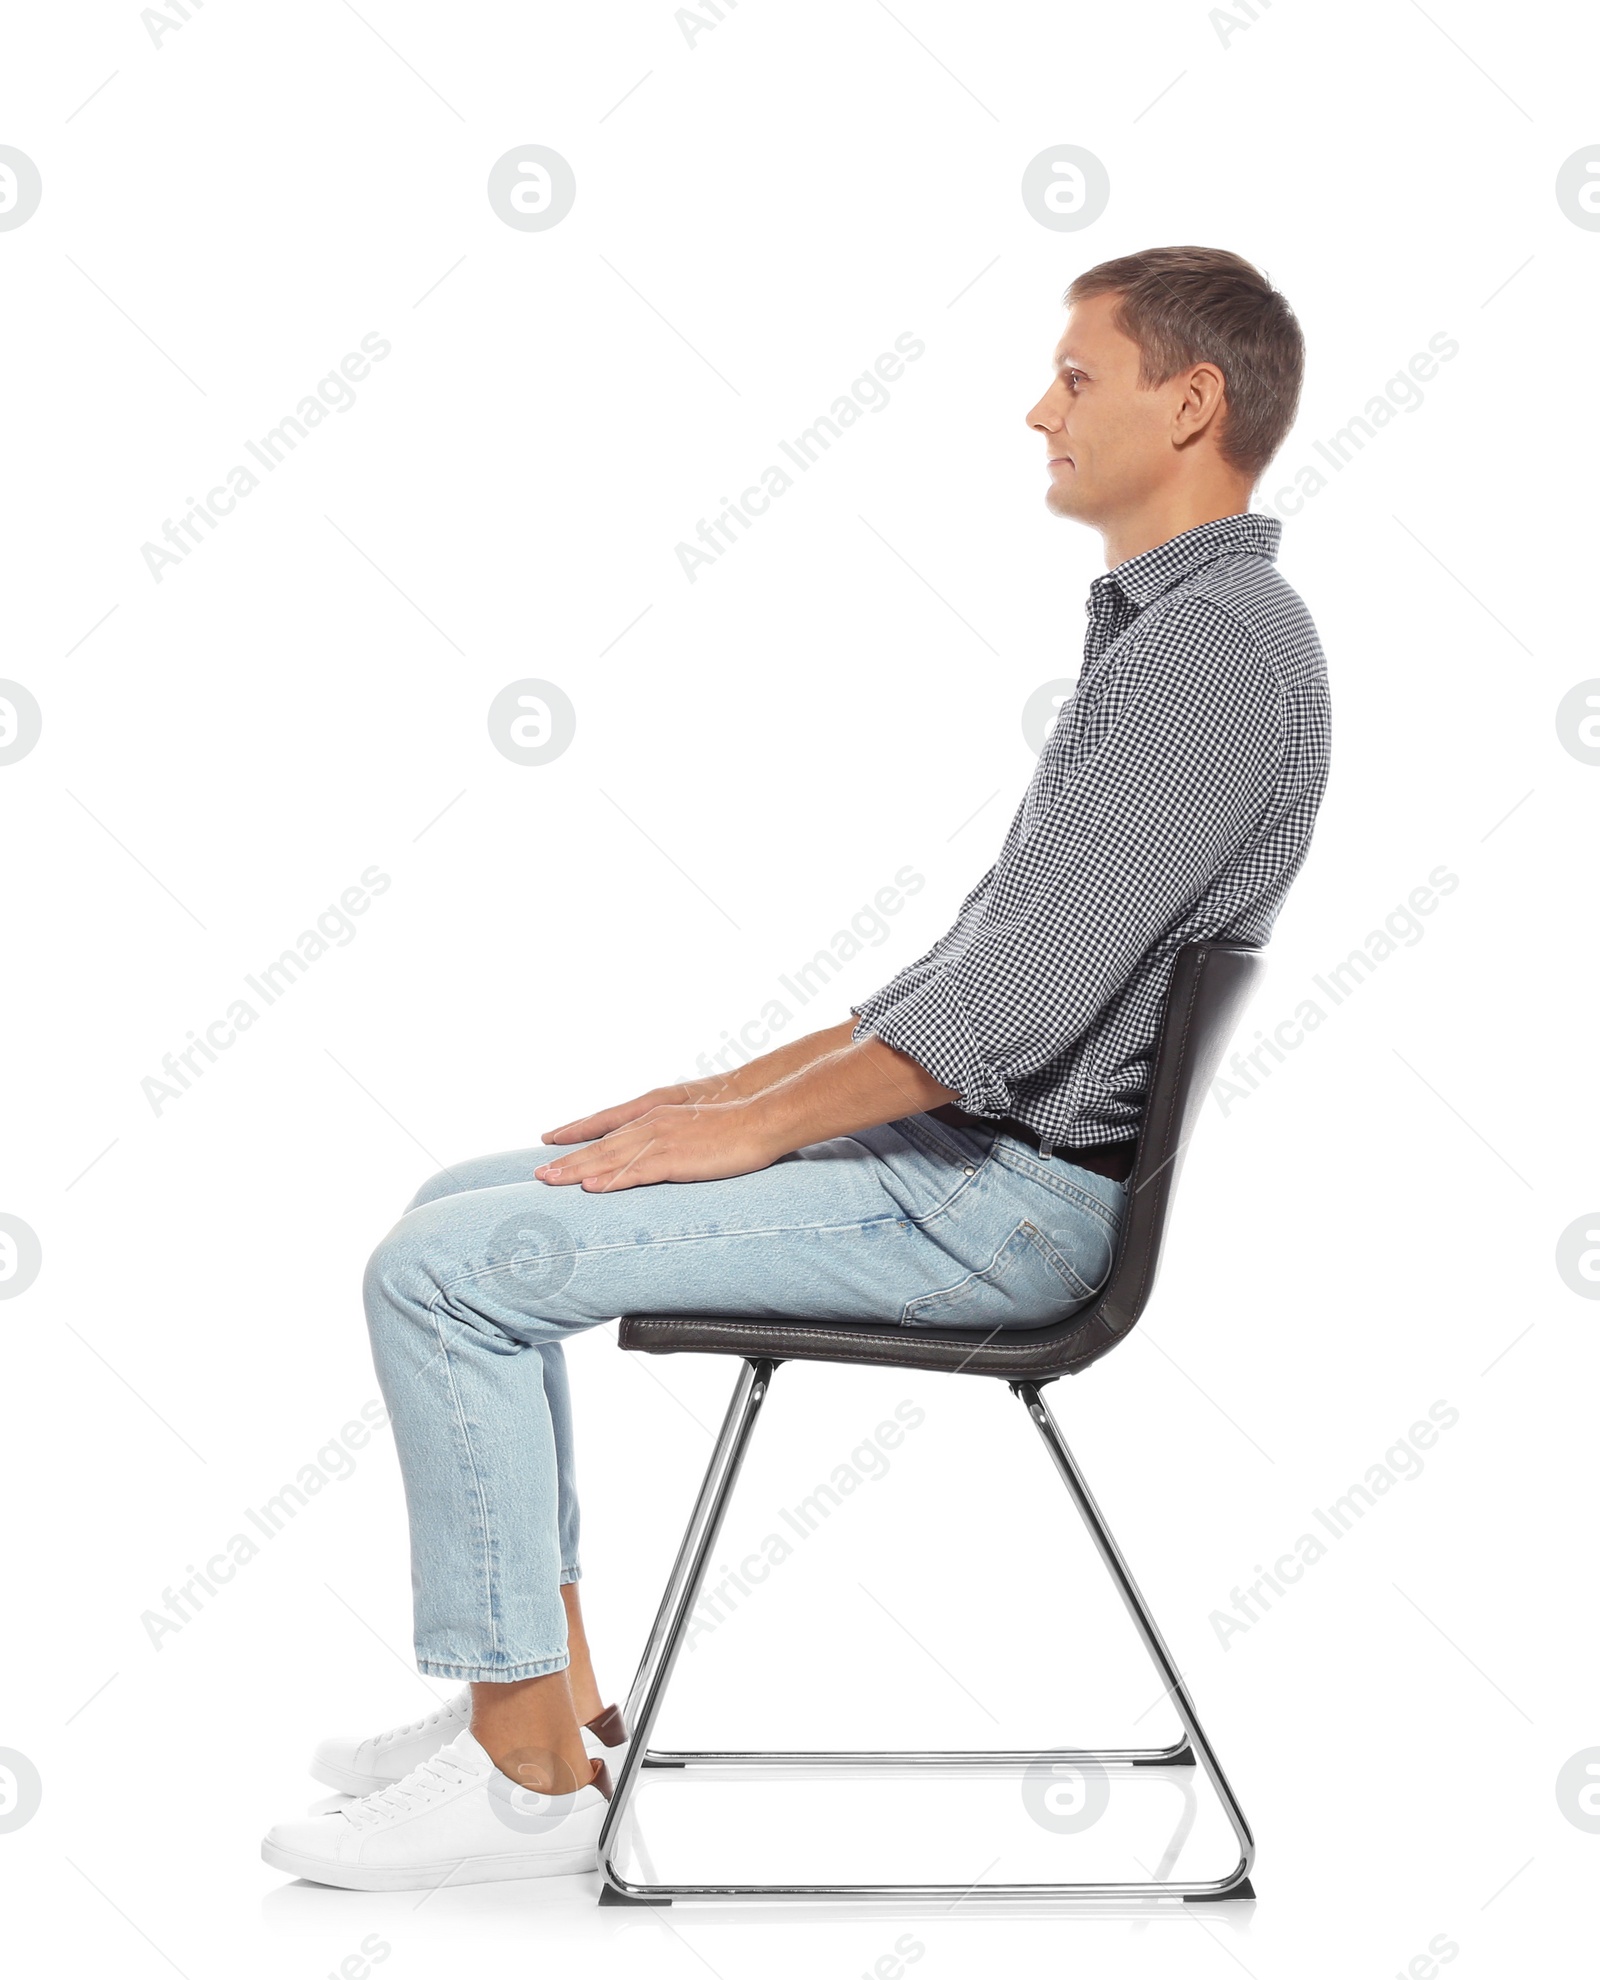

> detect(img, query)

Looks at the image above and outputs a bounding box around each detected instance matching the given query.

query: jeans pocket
[1022,1211,1118,1304]
[901,1219,1097,1328]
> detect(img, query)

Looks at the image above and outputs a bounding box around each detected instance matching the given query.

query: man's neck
[1099,487,1255,571]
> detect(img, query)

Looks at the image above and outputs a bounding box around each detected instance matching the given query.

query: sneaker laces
[345,1745,483,1828]
[373,1690,468,1749]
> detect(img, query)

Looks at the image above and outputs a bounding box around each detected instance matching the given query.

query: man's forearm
[698,1018,859,1102]
[744,1033,957,1151]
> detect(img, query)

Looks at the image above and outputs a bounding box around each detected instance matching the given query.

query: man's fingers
[544,1156,650,1192]
[582,1157,659,1192]
[543,1093,665,1144]
[542,1111,621,1143]
[537,1122,671,1192]
[535,1134,638,1185]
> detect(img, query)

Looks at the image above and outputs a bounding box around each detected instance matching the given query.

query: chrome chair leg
[1014,1378,1255,1901]
[599,1357,776,1898]
[619,1356,774,1739]
[599,1361,1255,1904]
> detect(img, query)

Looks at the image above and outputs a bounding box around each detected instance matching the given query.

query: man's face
[1025,292,1182,525]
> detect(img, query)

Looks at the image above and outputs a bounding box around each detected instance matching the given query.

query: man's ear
[1175,362,1228,448]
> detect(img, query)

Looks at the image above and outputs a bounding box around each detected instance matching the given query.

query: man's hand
[540,1018,861,1148]
[535,1032,955,1193]
[542,1080,716,1146]
[535,1099,784,1191]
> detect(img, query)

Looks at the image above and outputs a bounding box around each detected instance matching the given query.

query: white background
[2,1,1596,1974]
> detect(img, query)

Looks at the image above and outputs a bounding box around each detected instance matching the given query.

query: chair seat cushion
[617,1304,1115,1379]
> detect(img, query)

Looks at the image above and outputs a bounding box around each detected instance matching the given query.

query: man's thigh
[382,1123,962,1341]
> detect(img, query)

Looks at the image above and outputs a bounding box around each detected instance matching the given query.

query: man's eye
[1066,371,1084,391]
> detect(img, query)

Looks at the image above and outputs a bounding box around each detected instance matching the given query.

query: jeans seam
[987,1144,1123,1235]
[1019,1221,1108,1301]
[424,1297,503,1668]
[417,1653,571,1680]
[901,1219,1049,1322]
[435,1186,989,1301]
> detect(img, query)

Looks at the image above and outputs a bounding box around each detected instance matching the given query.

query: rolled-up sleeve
[850,600,1285,1115]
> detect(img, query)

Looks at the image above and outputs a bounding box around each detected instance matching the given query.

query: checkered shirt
[850,512,1331,1156]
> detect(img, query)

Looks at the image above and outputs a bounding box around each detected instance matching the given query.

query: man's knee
[364,1200,560,1355]
[363,1226,433,1336]
[404,1165,468,1214]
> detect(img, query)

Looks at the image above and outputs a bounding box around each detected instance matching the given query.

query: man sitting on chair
[263,244,1331,1893]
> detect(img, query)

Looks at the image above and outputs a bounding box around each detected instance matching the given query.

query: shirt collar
[1091,511,1282,611]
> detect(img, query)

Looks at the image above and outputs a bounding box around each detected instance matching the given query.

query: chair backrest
[1052,939,1263,1377]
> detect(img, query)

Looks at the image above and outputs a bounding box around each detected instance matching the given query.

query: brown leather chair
[599,940,1264,1906]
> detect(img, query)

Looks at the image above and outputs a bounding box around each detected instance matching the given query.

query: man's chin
[1044,481,1087,520]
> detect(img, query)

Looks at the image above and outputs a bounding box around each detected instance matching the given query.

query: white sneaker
[264,1729,611,1891]
[310,1688,628,1796]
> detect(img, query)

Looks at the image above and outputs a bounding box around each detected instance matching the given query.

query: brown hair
[1064,246,1304,482]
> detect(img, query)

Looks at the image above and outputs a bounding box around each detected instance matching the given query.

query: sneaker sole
[261,1836,599,1891]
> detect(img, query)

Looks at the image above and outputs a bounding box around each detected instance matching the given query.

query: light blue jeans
[363,1109,1127,1680]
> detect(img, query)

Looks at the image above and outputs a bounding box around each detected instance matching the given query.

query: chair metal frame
[596,1357,1255,1905]
[597,941,1264,1905]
